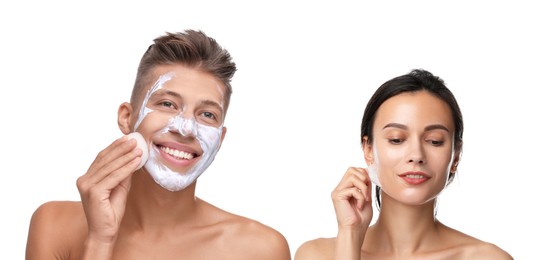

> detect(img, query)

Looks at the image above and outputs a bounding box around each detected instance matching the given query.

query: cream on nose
[169,115,198,137]
[180,117,197,136]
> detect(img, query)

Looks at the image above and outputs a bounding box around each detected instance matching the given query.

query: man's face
[132,64,227,191]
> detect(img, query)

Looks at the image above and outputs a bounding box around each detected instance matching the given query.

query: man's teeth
[161,146,194,160]
[406,174,425,179]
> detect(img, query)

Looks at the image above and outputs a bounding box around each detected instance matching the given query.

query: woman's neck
[366,194,442,256]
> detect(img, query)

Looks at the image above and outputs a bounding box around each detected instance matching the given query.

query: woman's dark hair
[361,69,463,208]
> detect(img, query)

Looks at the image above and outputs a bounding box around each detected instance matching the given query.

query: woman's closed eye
[388,138,404,144]
[427,139,444,146]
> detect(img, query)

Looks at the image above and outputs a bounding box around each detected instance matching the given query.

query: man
[26,29,291,260]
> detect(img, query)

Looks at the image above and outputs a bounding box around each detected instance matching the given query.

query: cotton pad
[368,164,380,187]
[127,132,149,170]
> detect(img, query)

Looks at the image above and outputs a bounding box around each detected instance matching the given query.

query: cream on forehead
[212,80,225,109]
[141,71,225,113]
[133,72,174,131]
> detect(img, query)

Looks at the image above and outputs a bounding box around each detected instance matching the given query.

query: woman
[295,69,512,259]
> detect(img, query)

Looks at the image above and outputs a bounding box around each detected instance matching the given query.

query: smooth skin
[26,64,291,260]
[295,91,512,260]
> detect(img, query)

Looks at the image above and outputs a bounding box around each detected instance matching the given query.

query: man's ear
[218,126,227,150]
[362,136,374,165]
[118,102,133,135]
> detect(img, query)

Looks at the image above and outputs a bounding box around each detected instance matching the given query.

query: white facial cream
[145,115,222,191]
[133,72,224,191]
[369,144,382,187]
[368,164,380,187]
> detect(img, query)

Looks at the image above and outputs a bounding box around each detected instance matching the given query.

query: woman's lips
[398,171,431,185]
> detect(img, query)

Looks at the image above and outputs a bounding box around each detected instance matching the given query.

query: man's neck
[123,171,199,230]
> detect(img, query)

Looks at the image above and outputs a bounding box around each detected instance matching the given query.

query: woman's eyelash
[389,138,403,144]
[428,140,444,146]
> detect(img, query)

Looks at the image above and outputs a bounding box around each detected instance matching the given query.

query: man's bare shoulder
[26,201,87,259]
[31,201,86,225]
[35,200,84,214]
[198,200,291,260]
[294,237,335,260]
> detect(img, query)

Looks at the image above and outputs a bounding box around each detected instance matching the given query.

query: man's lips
[398,171,431,185]
[153,140,201,168]
[157,144,199,160]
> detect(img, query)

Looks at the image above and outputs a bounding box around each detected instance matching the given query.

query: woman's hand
[332,167,373,232]
[331,167,374,259]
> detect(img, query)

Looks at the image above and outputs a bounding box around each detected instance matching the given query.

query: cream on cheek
[368,146,381,187]
[370,135,415,190]
[134,73,224,192]
[369,142,401,190]
[144,116,222,192]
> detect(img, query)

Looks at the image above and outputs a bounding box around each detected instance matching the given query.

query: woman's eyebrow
[425,124,450,132]
[383,123,407,130]
[383,123,450,132]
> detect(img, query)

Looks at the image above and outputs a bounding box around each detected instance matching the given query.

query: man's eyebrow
[151,90,182,99]
[150,90,223,112]
[199,100,223,112]
[382,122,450,132]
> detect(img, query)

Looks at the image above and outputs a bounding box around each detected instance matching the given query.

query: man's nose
[171,114,198,137]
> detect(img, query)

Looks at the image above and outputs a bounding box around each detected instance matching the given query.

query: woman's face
[365,90,459,205]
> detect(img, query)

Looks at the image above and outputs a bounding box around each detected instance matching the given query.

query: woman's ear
[451,142,462,173]
[362,136,374,165]
[118,102,133,135]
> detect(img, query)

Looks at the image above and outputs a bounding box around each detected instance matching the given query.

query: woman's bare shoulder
[441,224,512,259]
[461,240,513,259]
[294,237,335,260]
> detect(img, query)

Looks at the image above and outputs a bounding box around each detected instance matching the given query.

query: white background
[1,1,537,259]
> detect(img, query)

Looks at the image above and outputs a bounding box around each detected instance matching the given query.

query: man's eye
[159,101,175,108]
[202,111,216,119]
